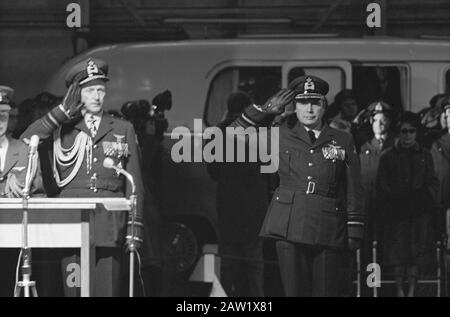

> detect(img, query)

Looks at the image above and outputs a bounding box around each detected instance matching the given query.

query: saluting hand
[62,81,84,120]
[260,89,296,114]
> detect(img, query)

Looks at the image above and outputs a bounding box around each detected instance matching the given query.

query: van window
[205,66,281,126]
[446,69,450,93]
[352,66,406,113]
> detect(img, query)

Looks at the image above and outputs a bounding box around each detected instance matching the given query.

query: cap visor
[295,93,324,100]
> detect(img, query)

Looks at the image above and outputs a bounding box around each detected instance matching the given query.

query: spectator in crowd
[327,89,359,133]
[430,96,450,244]
[207,91,267,297]
[419,93,449,149]
[359,102,395,247]
[376,111,439,297]
[121,93,171,296]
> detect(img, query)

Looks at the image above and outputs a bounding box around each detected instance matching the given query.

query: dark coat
[359,136,394,224]
[259,119,364,249]
[376,142,439,265]
[207,118,269,245]
[431,133,450,210]
[21,110,144,247]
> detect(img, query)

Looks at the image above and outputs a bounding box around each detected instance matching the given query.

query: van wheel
[161,222,199,274]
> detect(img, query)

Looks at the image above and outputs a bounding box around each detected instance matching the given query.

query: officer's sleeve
[424,150,440,210]
[345,135,364,240]
[230,104,273,129]
[227,105,275,163]
[20,105,69,141]
[125,122,145,245]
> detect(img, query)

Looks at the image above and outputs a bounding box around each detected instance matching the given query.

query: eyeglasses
[400,128,416,134]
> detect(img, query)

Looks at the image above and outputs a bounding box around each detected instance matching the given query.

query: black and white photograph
[0,0,449,300]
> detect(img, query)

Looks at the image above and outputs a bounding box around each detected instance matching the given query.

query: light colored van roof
[46,37,450,128]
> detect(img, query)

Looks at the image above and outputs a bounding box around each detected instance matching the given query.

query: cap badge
[304,77,315,93]
[375,102,383,112]
[86,59,99,77]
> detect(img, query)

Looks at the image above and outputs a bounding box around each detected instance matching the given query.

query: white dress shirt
[84,112,102,133]
[0,137,9,172]
[304,125,322,139]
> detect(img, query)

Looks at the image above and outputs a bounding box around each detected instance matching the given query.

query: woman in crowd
[376,112,439,297]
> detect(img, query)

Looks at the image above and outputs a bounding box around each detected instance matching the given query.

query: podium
[0,198,130,297]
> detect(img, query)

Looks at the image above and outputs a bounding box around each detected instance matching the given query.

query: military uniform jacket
[259,119,364,249]
[359,136,394,214]
[0,137,44,198]
[430,133,450,209]
[21,107,144,247]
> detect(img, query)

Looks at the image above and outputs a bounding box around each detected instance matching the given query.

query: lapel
[2,138,20,176]
[291,121,313,146]
[74,117,91,136]
[291,121,334,149]
[93,112,114,144]
[74,113,114,144]
[314,124,334,149]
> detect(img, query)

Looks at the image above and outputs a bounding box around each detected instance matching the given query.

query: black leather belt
[280,181,336,197]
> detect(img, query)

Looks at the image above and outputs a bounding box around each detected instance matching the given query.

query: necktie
[308,130,316,144]
[88,116,97,137]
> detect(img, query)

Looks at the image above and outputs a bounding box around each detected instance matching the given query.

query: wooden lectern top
[0,198,130,211]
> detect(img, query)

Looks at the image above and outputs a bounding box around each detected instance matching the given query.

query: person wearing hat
[0,86,43,197]
[358,101,395,270]
[430,97,450,248]
[0,86,44,296]
[377,112,439,297]
[230,75,364,296]
[20,58,144,297]
[206,91,267,297]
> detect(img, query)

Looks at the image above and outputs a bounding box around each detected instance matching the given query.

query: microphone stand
[103,158,138,297]
[128,193,137,298]
[14,164,38,297]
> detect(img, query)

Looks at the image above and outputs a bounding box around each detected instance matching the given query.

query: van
[45,36,450,273]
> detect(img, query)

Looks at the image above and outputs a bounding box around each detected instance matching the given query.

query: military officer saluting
[232,75,364,296]
[21,58,144,297]
[0,86,43,197]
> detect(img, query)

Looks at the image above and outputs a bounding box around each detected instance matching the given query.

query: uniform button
[285,150,289,154]
[93,157,98,163]
[307,176,312,180]
[310,149,314,154]
[93,144,98,149]
[308,162,313,167]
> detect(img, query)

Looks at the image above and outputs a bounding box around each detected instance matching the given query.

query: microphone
[103,158,136,195]
[23,135,40,197]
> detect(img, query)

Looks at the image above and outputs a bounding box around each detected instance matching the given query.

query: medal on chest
[322,140,346,161]
[102,134,129,175]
